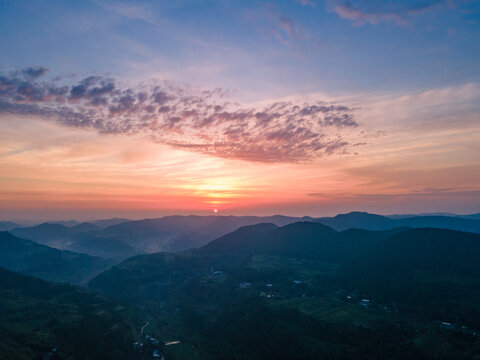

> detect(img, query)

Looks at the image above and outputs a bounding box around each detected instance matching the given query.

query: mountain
[315,211,480,234]
[10,222,102,248]
[198,222,279,255]
[10,212,480,257]
[90,222,409,303]
[99,215,303,253]
[89,224,480,359]
[92,217,132,228]
[0,231,112,284]
[8,212,480,258]
[9,221,136,259]
[256,222,340,259]
[10,223,76,248]
[8,216,300,255]
[9,222,110,256]
[386,212,458,219]
[0,267,148,360]
[200,221,408,262]
[0,221,23,231]
[71,221,101,233]
[316,211,395,231]
[387,212,480,220]
[69,234,137,260]
[395,215,480,233]
[457,213,480,220]
[46,219,81,227]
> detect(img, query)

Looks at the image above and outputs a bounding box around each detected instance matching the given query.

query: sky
[0,0,479,221]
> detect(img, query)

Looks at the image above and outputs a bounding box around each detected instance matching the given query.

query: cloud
[308,189,480,202]
[0,67,360,163]
[245,4,319,49]
[96,1,157,25]
[294,0,316,7]
[351,82,480,131]
[279,15,297,39]
[268,14,307,47]
[329,0,454,26]
[22,66,50,79]
[333,3,407,26]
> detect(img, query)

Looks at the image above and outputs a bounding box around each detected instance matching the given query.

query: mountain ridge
[0,231,112,284]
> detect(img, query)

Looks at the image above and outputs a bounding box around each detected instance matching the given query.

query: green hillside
[89,223,480,359]
[0,267,158,360]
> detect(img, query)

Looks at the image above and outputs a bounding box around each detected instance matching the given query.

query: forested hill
[340,228,480,328]
[198,221,407,262]
[0,266,151,360]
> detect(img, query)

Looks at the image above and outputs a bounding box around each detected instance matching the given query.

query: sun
[213,208,218,214]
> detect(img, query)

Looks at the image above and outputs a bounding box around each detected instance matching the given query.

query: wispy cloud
[271,14,307,47]
[294,0,316,7]
[329,0,455,27]
[244,4,319,50]
[332,3,408,26]
[308,188,480,202]
[0,67,360,163]
[95,1,158,25]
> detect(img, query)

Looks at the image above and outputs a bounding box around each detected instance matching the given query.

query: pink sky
[1,80,479,221]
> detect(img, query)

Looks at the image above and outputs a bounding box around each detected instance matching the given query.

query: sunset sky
[1,0,479,221]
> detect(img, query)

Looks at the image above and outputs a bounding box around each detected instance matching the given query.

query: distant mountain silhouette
[386,212,457,219]
[0,221,23,231]
[92,217,132,228]
[387,212,480,220]
[10,222,106,251]
[0,231,111,284]
[395,215,480,233]
[46,219,81,227]
[6,212,480,258]
[10,223,74,248]
[316,212,394,231]
[70,222,101,233]
[457,212,480,220]
[315,211,480,233]
[99,215,303,253]
[69,234,136,260]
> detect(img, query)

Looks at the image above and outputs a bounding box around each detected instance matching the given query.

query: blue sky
[2,0,479,98]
